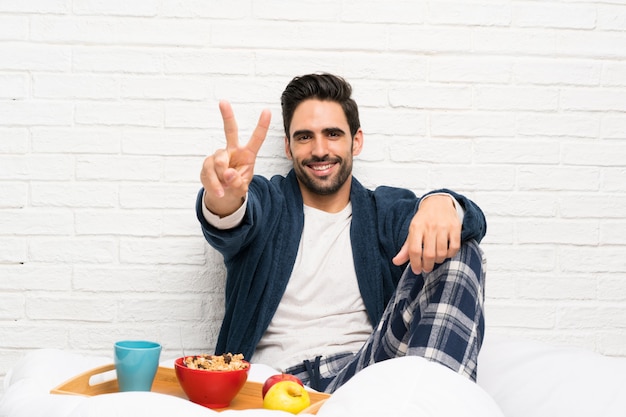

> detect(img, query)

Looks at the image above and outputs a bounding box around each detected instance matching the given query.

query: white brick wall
[1,0,626,392]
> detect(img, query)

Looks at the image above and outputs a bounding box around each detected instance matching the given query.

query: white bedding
[2,335,626,417]
[477,336,626,417]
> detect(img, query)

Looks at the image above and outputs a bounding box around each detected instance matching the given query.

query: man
[196,73,487,393]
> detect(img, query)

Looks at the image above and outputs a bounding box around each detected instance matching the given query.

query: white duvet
[2,335,626,417]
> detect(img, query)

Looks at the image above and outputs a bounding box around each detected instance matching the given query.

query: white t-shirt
[251,203,372,370]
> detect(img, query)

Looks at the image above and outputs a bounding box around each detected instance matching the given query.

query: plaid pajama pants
[284,239,486,393]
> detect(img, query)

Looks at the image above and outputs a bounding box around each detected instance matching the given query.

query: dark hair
[280,73,360,139]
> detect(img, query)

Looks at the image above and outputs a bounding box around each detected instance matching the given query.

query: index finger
[246,108,271,155]
[219,100,239,149]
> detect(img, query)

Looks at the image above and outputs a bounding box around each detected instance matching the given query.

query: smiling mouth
[306,161,337,177]
[309,163,335,171]
[302,156,341,178]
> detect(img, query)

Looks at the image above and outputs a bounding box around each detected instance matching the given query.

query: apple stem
[288,387,302,397]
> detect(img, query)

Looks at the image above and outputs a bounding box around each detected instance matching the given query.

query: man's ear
[352,129,364,156]
[284,136,292,160]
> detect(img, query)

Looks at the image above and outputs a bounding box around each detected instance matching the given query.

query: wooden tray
[51,364,330,414]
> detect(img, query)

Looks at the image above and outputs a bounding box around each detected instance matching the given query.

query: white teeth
[311,164,333,171]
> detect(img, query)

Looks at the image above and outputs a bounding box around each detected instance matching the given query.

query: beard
[293,155,353,196]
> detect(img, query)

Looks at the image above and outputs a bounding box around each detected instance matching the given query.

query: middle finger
[219,101,239,149]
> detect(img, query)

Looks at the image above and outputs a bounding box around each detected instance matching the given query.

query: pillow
[477,335,626,417]
[316,356,503,417]
[0,349,110,417]
[4,349,110,389]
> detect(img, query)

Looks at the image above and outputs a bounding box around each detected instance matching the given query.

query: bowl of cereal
[174,353,250,409]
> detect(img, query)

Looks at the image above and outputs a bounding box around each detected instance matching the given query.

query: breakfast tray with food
[50,364,330,414]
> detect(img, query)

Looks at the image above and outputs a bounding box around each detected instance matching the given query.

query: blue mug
[114,340,162,392]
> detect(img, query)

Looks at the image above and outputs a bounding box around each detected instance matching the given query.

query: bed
[2,334,625,417]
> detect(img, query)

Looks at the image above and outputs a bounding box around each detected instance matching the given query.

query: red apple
[262,373,304,398]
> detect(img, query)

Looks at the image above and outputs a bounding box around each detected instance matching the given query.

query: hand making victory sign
[201,101,271,217]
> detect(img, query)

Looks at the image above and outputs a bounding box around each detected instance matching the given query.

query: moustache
[302,156,342,165]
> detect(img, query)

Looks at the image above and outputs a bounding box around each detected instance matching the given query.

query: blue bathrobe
[195,169,487,360]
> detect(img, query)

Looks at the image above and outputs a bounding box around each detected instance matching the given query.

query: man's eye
[297,135,311,141]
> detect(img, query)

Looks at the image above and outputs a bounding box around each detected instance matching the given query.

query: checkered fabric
[285,239,486,393]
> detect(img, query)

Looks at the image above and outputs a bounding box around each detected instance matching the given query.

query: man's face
[285,99,363,199]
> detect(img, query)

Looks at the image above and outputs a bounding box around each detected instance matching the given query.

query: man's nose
[311,137,328,157]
